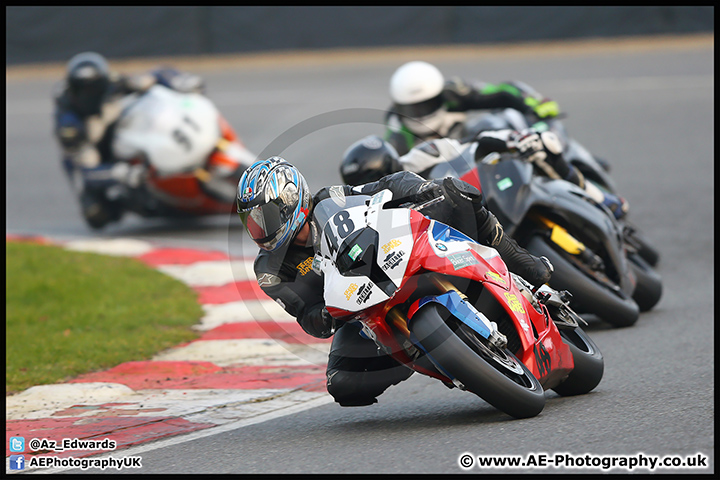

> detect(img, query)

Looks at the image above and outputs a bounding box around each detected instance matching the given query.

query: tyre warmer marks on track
[5,235,332,463]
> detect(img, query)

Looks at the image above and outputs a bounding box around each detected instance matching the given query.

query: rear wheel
[526,235,639,328]
[551,327,604,396]
[410,303,546,419]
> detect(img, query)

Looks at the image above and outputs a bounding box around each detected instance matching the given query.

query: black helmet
[340,135,402,185]
[65,52,111,116]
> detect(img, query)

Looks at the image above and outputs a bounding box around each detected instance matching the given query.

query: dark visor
[394,94,444,119]
[238,198,290,250]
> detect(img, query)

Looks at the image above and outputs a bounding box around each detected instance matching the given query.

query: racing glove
[319,306,344,338]
[601,191,630,220]
[121,73,157,93]
[524,96,561,119]
[510,129,589,189]
[509,129,564,164]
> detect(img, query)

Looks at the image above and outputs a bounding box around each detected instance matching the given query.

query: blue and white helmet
[236,157,313,251]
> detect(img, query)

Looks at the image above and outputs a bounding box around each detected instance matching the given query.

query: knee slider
[326,370,377,406]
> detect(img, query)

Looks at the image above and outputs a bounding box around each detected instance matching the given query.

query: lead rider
[384,60,560,156]
[236,156,552,407]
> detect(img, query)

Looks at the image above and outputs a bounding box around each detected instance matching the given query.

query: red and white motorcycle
[311,188,604,419]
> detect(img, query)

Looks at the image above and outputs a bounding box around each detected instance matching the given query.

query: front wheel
[80,190,123,230]
[410,303,546,419]
[551,327,604,396]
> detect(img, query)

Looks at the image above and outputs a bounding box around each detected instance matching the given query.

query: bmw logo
[435,242,447,251]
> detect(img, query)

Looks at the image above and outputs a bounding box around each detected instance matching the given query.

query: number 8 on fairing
[333,210,355,238]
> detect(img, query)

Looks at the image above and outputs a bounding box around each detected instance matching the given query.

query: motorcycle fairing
[112,85,220,175]
[409,222,575,384]
[316,192,414,312]
[422,142,483,194]
[317,189,575,387]
[479,158,634,297]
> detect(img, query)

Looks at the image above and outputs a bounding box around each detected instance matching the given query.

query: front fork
[534,284,587,329]
[406,275,508,350]
[512,272,585,330]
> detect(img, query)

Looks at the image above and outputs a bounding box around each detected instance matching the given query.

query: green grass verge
[6,241,203,395]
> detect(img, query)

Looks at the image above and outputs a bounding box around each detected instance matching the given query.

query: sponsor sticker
[296,257,314,275]
[448,251,479,270]
[497,177,513,191]
[534,341,552,377]
[311,255,323,275]
[348,244,363,261]
[370,191,386,205]
[381,239,402,254]
[504,292,525,313]
[381,250,405,271]
[485,271,506,285]
[344,283,359,301]
[356,283,373,304]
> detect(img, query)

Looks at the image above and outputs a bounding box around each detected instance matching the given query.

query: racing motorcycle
[311,188,604,419]
[427,141,662,324]
[80,84,255,228]
[465,90,661,268]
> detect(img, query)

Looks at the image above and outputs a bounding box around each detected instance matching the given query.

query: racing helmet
[236,157,313,252]
[65,51,111,116]
[389,61,447,135]
[340,135,401,185]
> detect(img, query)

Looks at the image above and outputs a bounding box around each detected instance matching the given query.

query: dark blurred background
[6,6,714,65]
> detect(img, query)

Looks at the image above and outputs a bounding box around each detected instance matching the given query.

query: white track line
[22,395,335,474]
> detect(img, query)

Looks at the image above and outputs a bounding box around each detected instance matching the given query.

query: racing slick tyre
[551,327,604,397]
[411,303,546,419]
[526,235,640,328]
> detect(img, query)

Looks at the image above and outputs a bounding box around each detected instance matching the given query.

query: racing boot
[582,181,629,220]
[477,212,553,289]
[601,192,629,220]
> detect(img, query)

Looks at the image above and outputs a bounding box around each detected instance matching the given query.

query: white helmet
[389,61,446,135]
[390,61,444,105]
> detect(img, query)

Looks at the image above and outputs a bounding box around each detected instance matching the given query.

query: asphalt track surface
[6,35,714,474]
